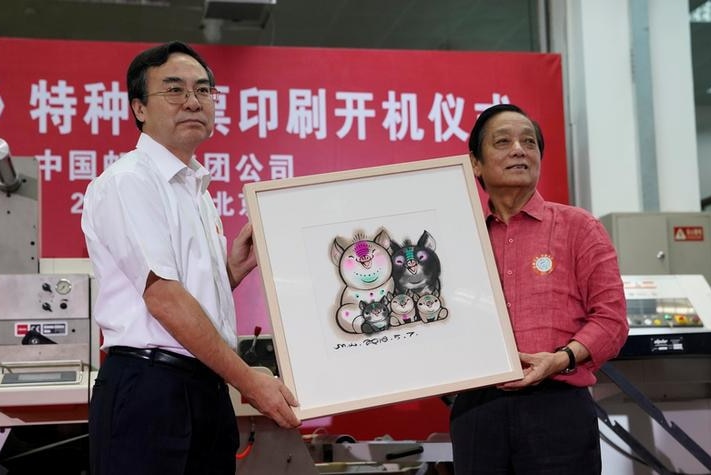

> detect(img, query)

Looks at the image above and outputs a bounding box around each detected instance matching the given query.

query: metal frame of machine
[0,146,95,471]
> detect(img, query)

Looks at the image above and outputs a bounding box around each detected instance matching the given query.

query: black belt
[108,346,220,382]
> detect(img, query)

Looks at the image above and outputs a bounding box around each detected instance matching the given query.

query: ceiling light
[204,0,276,27]
[690,1,711,22]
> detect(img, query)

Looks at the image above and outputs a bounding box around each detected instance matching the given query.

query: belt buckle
[147,348,159,364]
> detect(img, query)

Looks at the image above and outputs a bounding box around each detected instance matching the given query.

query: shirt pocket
[515,271,556,332]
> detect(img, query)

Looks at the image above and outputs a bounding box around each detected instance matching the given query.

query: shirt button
[506,302,512,308]
[508,238,514,243]
[506,270,513,275]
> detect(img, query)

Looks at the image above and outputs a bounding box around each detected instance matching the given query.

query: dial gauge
[55,278,72,295]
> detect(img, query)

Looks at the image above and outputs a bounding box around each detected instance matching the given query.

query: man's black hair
[468,103,545,160]
[126,41,215,131]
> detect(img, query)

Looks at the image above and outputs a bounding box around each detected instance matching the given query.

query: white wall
[649,0,700,211]
[554,0,701,216]
[562,0,642,215]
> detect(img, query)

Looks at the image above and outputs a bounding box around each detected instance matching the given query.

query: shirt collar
[136,133,210,194]
[485,190,545,223]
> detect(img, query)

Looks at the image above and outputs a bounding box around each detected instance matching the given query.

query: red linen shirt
[486,191,629,387]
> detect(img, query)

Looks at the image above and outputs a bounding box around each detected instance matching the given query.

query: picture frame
[243,155,522,420]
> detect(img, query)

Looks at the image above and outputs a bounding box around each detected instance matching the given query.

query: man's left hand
[227,222,258,288]
[496,351,567,390]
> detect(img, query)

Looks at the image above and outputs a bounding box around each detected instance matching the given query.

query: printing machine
[0,273,92,420]
[596,213,711,474]
[0,141,97,472]
[590,274,711,474]
[620,274,711,358]
[599,212,711,359]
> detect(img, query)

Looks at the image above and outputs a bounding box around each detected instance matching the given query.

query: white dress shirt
[81,133,237,356]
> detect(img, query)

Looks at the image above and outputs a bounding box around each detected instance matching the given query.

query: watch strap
[555,345,576,374]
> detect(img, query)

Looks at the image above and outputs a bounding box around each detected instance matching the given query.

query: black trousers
[450,380,601,475]
[89,350,239,475]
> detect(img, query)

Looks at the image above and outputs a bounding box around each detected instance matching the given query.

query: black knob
[42,302,52,312]
[59,302,68,310]
[42,283,52,292]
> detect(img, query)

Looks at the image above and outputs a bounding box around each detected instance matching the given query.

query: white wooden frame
[243,155,522,420]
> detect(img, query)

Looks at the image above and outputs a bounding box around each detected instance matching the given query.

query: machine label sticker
[15,321,68,337]
[650,336,684,353]
[673,226,704,241]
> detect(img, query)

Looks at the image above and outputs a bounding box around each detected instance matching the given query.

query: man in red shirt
[450,104,629,474]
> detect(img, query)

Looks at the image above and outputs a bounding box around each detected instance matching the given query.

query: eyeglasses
[145,86,219,105]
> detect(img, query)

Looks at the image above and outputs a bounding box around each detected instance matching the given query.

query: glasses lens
[152,87,217,104]
[166,90,186,104]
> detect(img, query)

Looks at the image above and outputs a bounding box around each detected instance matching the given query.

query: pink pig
[331,230,394,334]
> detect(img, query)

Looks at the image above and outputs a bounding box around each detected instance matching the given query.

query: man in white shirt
[82,41,300,475]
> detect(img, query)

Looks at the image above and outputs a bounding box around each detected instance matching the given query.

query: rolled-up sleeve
[572,219,629,369]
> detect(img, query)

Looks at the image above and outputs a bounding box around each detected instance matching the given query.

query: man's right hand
[237,368,301,429]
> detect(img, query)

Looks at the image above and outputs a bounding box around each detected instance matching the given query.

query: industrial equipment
[601,212,711,357]
[598,213,711,474]
[621,274,711,357]
[0,143,94,472]
[0,273,91,422]
[0,140,38,274]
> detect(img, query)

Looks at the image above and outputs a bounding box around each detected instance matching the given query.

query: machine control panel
[626,297,702,328]
[0,274,89,321]
[624,275,709,332]
[0,274,90,346]
[620,275,711,357]
[0,274,92,416]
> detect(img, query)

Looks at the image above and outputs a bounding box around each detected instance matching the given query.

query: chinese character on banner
[30,79,77,135]
[69,150,97,181]
[269,154,293,180]
[474,92,511,116]
[381,91,424,141]
[236,153,264,182]
[214,85,231,136]
[335,91,376,140]
[212,190,236,217]
[204,153,230,182]
[427,92,468,143]
[286,88,327,139]
[103,150,123,172]
[83,81,128,136]
[238,87,278,138]
[35,149,62,181]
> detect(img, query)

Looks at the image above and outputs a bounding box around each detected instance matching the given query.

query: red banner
[0,38,567,335]
[0,38,566,437]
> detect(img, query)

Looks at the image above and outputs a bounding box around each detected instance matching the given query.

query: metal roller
[0,138,22,193]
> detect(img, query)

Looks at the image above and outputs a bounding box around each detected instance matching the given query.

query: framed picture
[243,155,522,420]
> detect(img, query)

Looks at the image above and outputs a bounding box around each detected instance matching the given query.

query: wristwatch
[555,345,577,374]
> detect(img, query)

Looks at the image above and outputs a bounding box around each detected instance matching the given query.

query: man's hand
[496,351,567,390]
[227,222,258,288]
[497,341,589,390]
[237,368,301,429]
